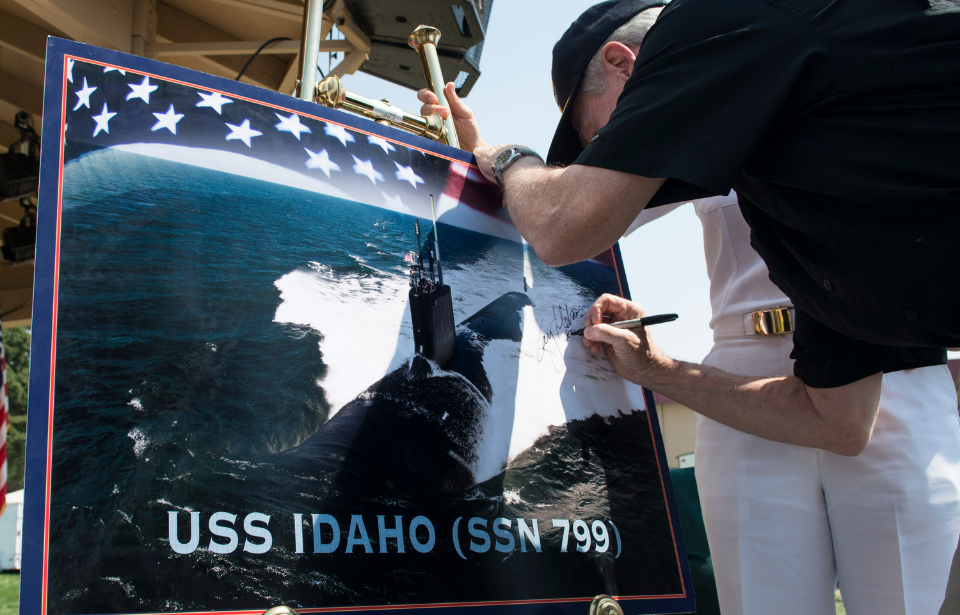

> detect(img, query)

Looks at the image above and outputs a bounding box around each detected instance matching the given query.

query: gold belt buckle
[752,307,793,335]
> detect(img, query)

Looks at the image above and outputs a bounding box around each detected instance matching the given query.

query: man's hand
[417,83,486,154]
[420,84,666,266]
[580,294,882,456]
[582,294,673,383]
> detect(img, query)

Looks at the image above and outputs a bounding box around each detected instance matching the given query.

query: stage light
[1,197,36,264]
[349,0,493,95]
[0,111,40,201]
[0,153,38,202]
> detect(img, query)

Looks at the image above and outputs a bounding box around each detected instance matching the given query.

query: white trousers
[695,334,960,615]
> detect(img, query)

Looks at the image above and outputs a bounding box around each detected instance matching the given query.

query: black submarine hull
[286,291,533,497]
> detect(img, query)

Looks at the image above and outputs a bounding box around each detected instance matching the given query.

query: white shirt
[625,192,791,330]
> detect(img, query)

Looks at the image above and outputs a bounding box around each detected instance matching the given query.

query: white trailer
[0,490,24,570]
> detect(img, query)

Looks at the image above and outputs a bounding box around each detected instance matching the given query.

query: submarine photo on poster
[24,39,693,615]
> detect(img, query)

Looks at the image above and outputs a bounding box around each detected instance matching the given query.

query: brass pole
[298,0,324,101]
[407,26,460,149]
[315,75,447,142]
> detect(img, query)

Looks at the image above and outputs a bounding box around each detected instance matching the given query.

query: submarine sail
[406,200,456,368]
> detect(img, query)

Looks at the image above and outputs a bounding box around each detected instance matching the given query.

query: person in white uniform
[625,193,960,615]
[418,2,960,609]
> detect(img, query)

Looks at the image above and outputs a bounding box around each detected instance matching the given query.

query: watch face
[494,149,515,169]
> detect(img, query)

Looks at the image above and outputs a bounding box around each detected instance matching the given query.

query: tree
[2,327,30,492]
[3,327,30,416]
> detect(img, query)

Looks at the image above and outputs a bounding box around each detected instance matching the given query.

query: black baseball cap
[547,0,665,166]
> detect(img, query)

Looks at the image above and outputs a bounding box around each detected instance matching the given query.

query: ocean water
[45,148,683,614]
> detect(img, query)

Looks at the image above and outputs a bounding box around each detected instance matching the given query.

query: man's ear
[601,42,638,81]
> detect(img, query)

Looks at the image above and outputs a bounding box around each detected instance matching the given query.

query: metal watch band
[493,147,543,188]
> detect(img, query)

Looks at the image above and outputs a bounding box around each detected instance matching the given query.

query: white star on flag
[92,103,117,137]
[67,59,74,83]
[126,75,158,104]
[103,66,126,75]
[73,77,96,111]
[225,119,262,147]
[196,91,233,114]
[304,148,340,177]
[394,162,424,188]
[275,112,311,140]
[151,104,184,135]
[367,135,396,155]
[352,155,384,185]
[323,123,355,147]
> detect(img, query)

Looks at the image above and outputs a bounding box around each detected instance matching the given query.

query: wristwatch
[492,147,544,188]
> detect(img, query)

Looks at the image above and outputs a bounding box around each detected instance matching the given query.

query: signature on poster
[537,304,588,366]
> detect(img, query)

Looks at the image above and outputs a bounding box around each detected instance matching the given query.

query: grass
[836,589,846,615]
[0,573,18,615]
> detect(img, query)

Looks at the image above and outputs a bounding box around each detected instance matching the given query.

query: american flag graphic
[59,55,619,265]
[59,56,525,243]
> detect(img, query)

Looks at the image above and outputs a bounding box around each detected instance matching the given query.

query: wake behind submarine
[285,215,532,498]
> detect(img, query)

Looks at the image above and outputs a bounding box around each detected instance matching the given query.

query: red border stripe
[609,247,624,298]
[41,54,71,615]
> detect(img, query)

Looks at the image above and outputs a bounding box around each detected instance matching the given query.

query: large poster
[23,38,694,615]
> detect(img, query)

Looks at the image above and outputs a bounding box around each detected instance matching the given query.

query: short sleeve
[575,0,828,203]
[790,308,947,388]
[622,200,685,236]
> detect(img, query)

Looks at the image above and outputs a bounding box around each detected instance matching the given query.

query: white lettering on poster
[168,511,200,554]
[164,513,619,558]
[313,513,340,554]
[243,513,273,554]
[167,511,275,555]
[208,512,239,554]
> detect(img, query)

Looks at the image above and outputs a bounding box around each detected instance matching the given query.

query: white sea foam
[273,239,523,415]
[127,428,149,458]
[127,397,143,411]
[273,231,645,484]
[155,499,193,512]
[470,247,648,483]
[274,262,414,414]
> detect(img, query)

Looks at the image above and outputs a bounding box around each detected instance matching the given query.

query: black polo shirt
[576,0,958,387]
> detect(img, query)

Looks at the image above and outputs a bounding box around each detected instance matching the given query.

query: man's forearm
[498,159,664,266]
[641,358,881,456]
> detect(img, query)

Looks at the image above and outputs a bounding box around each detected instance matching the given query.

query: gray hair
[578,7,663,97]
